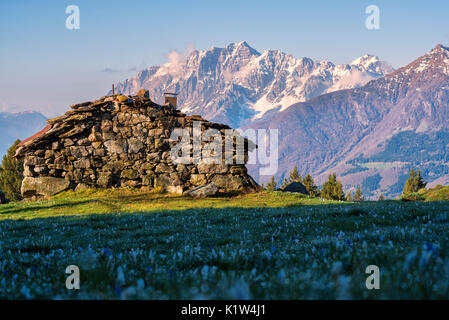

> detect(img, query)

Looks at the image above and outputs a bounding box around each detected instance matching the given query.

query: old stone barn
[15,90,258,198]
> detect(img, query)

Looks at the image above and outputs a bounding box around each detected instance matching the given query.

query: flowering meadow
[0,190,448,299]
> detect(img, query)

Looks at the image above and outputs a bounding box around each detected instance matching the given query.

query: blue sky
[1,0,448,116]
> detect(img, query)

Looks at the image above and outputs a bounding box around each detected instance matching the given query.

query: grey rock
[279,181,309,195]
[21,177,70,197]
[104,139,128,154]
[184,183,219,198]
[128,137,145,154]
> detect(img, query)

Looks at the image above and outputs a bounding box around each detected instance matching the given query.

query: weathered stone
[147,152,161,162]
[34,149,45,157]
[23,165,34,177]
[148,128,163,136]
[92,141,103,149]
[34,166,48,174]
[70,146,89,158]
[167,185,183,194]
[21,177,70,197]
[142,175,154,186]
[198,163,228,174]
[154,175,173,189]
[136,89,150,98]
[211,175,243,190]
[75,183,92,191]
[155,163,171,173]
[190,174,207,186]
[128,137,145,154]
[63,139,75,147]
[279,181,309,195]
[44,150,55,159]
[97,172,112,188]
[184,183,219,198]
[60,125,86,138]
[121,169,139,180]
[230,166,246,175]
[25,156,44,166]
[74,158,91,169]
[77,138,91,146]
[104,139,128,154]
[52,141,61,150]
[116,95,129,103]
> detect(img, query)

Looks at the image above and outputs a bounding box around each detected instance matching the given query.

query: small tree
[378,193,385,201]
[302,174,319,197]
[288,166,301,183]
[354,186,364,201]
[280,177,289,189]
[321,173,345,201]
[0,140,23,201]
[346,192,353,201]
[402,167,427,195]
[266,176,277,191]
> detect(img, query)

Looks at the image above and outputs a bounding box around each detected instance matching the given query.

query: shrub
[400,192,426,202]
[0,140,23,201]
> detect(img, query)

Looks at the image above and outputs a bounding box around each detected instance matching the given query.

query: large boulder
[0,190,7,204]
[21,177,71,198]
[279,181,309,195]
[184,183,219,198]
[211,175,244,190]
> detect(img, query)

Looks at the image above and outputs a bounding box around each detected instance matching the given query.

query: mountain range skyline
[1,42,448,199]
[113,41,394,128]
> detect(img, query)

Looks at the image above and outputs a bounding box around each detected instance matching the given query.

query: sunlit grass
[0,189,337,220]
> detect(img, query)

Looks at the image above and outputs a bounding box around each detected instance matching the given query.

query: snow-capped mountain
[246,44,449,198]
[114,41,393,128]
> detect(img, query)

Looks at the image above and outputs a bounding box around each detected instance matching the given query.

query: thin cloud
[102,68,121,73]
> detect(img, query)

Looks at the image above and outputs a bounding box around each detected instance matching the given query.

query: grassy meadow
[0,189,448,299]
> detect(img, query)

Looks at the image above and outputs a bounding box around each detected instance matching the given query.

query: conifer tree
[402,167,427,195]
[0,140,23,201]
[281,177,289,189]
[302,174,319,197]
[321,173,345,200]
[288,166,301,183]
[266,176,277,191]
[346,191,353,201]
[354,186,364,201]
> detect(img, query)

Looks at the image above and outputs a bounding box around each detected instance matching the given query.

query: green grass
[0,189,334,220]
[0,189,448,299]
[420,185,449,201]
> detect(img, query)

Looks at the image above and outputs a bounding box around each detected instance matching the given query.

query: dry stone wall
[15,92,258,198]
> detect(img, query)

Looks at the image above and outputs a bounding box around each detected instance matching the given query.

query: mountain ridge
[246,44,449,198]
[0,111,48,158]
[113,41,394,128]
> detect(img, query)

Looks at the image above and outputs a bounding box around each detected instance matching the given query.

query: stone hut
[15,90,259,198]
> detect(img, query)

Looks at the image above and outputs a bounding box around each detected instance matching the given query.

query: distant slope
[246,44,449,199]
[0,111,47,158]
[113,41,393,128]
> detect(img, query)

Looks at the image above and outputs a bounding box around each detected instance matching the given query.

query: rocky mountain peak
[114,42,393,128]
